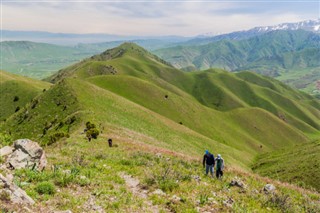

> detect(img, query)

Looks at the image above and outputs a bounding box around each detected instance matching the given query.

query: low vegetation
[3,135,320,212]
[253,139,320,191]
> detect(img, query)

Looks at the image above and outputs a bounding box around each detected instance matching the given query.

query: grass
[0,70,51,121]
[2,133,319,212]
[1,43,319,162]
[253,139,320,191]
[0,43,319,209]
[154,30,320,94]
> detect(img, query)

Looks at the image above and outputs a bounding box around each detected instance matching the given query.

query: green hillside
[1,43,320,211]
[154,30,320,94]
[0,40,176,80]
[253,139,320,191]
[3,134,320,212]
[3,43,319,167]
[0,70,51,121]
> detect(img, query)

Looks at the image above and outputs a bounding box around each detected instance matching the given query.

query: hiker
[108,138,113,147]
[203,150,215,177]
[215,154,224,179]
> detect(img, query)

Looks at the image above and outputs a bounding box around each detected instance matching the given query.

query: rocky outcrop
[0,146,14,157]
[0,139,48,207]
[230,177,246,188]
[0,173,35,205]
[263,184,276,194]
[4,139,47,171]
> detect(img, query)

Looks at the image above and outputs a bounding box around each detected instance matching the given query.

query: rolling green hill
[0,40,177,80]
[0,70,51,121]
[154,30,320,94]
[3,43,319,167]
[1,43,320,211]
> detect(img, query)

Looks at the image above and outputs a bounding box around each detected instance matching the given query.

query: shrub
[86,121,96,129]
[35,181,56,195]
[159,179,179,192]
[86,128,99,139]
[13,96,19,102]
[85,121,99,140]
[15,106,20,112]
[48,132,70,145]
[0,133,12,147]
[31,98,39,109]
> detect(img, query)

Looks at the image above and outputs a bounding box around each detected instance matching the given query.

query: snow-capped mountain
[191,19,320,45]
[252,19,320,33]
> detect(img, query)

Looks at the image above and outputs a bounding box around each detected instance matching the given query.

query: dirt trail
[120,173,162,213]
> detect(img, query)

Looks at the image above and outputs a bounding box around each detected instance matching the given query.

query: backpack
[207,154,215,165]
[217,158,222,169]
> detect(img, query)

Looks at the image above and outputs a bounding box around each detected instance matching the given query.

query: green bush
[85,121,99,140]
[35,181,56,195]
[86,121,96,129]
[86,128,99,139]
[15,106,20,112]
[48,132,70,145]
[0,133,12,147]
[13,96,19,102]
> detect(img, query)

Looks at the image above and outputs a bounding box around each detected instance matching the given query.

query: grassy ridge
[2,78,80,145]
[0,70,51,121]
[253,139,320,191]
[154,30,320,94]
[50,43,320,134]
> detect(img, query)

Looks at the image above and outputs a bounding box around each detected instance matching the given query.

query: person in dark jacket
[203,150,215,177]
[215,154,224,179]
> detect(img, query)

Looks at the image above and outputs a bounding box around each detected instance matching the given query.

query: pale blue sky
[2,0,319,36]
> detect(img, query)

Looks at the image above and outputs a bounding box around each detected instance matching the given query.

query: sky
[1,0,320,36]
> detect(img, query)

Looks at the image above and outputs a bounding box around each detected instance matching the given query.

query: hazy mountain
[2,30,190,46]
[154,30,320,94]
[0,39,181,79]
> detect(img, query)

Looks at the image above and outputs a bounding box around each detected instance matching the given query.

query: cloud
[2,1,319,36]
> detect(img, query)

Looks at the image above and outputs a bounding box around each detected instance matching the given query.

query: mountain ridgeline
[154,30,320,94]
[1,43,320,193]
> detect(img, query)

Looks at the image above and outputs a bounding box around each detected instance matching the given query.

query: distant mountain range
[2,19,320,95]
[154,30,320,95]
[0,39,181,79]
[191,19,320,46]
[2,30,189,46]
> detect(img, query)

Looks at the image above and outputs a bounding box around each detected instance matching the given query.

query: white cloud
[2,1,319,36]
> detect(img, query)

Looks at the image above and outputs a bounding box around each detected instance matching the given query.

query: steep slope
[4,43,318,162]
[48,43,320,135]
[253,139,320,191]
[3,134,320,212]
[154,30,320,94]
[0,70,51,121]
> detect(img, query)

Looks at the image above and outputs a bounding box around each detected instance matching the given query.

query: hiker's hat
[217,154,221,158]
[205,150,209,154]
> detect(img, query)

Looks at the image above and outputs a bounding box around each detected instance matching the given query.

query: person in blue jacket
[203,150,215,177]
